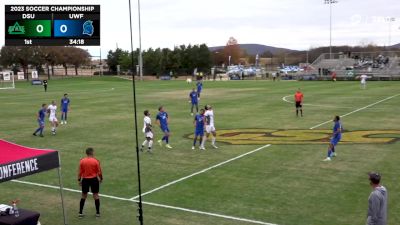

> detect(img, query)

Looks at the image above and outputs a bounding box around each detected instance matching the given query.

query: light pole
[386,17,395,47]
[137,0,143,81]
[324,0,338,59]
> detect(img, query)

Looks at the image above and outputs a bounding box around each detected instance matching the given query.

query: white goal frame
[0,71,15,90]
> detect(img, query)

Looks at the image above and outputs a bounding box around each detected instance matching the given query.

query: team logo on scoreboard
[82,20,94,36]
[8,22,25,35]
[185,129,400,145]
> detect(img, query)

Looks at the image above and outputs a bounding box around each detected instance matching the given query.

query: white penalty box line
[309,93,400,129]
[131,144,272,200]
[11,179,277,225]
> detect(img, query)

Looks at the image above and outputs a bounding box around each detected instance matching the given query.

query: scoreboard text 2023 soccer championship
[5,5,100,46]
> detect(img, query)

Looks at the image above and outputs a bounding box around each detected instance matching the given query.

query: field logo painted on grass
[187,129,400,145]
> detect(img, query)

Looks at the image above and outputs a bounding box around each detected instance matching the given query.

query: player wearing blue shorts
[156,106,172,149]
[33,103,47,137]
[60,93,70,124]
[196,81,203,99]
[192,109,205,150]
[189,88,199,116]
[324,115,343,161]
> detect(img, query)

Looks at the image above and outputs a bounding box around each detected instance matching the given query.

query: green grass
[0,77,399,225]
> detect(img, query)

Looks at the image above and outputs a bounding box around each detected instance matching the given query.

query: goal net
[0,71,15,89]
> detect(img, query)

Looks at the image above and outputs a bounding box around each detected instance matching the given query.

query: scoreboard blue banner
[5,5,100,46]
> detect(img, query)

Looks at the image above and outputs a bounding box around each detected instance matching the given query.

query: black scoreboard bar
[5,5,100,46]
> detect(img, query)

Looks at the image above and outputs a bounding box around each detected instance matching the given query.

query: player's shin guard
[142,140,148,147]
[148,140,153,149]
[212,137,216,145]
[327,149,332,158]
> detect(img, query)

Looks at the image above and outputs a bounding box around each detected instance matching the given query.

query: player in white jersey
[201,105,218,149]
[358,74,369,89]
[47,101,59,135]
[140,110,153,153]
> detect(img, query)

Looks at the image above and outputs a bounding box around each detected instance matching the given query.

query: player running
[294,89,304,117]
[47,101,59,135]
[189,88,199,116]
[192,109,206,150]
[140,110,153,153]
[201,105,218,149]
[156,106,172,149]
[33,103,47,137]
[323,115,343,161]
[60,93,70,124]
[196,81,203,99]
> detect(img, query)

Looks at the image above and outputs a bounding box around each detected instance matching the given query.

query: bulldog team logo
[186,129,400,145]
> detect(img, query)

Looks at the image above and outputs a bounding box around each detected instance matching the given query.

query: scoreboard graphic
[5,5,100,46]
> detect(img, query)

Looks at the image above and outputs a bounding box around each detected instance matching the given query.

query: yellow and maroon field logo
[186,129,400,145]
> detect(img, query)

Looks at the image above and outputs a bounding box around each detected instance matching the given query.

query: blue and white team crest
[83,20,94,36]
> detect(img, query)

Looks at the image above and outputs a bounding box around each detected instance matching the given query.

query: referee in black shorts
[78,147,103,218]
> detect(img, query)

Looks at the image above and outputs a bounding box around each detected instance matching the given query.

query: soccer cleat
[52,131,56,135]
[158,140,162,146]
[33,133,37,136]
[192,146,195,150]
[95,213,100,218]
[140,147,144,152]
[211,144,218,149]
[65,121,67,124]
[323,157,331,161]
[61,121,64,125]
[78,213,84,218]
[165,144,172,149]
[147,149,153,154]
[199,146,205,150]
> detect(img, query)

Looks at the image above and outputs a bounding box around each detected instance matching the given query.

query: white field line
[130,144,272,200]
[309,93,400,130]
[282,95,352,109]
[11,180,277,225]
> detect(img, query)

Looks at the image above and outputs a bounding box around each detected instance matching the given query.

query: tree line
[107,44,212,76]
[0,46,91,80]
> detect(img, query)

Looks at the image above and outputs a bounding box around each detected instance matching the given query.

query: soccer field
[0,77,399,225]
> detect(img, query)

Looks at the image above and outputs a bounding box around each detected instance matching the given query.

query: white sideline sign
[17,72,25,80]
[31,70,38,79]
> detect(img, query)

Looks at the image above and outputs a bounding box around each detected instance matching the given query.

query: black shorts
[295,101,302,108]
[82,177,100,194]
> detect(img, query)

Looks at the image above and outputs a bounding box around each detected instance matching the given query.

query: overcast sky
[1,0,400,57]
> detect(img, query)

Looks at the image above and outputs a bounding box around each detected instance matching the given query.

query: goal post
[0,71,15,89]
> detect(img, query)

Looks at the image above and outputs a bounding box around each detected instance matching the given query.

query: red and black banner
[0,139,60,183]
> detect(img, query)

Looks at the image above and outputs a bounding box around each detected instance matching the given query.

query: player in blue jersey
[60,93,70,124]
[196,81,203,99]
[192,109,205,150]
[33,103,47,137]
[189,88,199,116]
[323,115,343,161]
[156,106,172,149]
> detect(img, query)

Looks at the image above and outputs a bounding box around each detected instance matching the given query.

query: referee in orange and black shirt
[78,147,103,218]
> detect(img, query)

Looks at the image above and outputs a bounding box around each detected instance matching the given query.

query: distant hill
[390,43,400,48]
[209,44,297,55]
